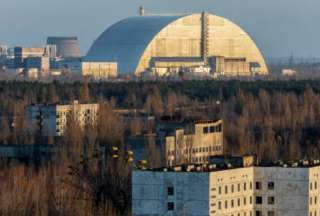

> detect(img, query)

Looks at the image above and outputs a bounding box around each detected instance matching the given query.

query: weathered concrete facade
[165,120,223,166]
[133,165,320,216]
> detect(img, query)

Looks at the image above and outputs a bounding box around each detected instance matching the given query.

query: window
[218,186,222,194]
[316,182,318,190]
[315,196,317,204]
[250,196,252,204]
[231,199,234,208]
[218,201,221,209]
[244,182,247,191]
[268,196,275,205]
[244,197,247,205]
[256,196,263,204]
[203,127,209,134]
[238,183,241,192]
[256,210,262,216]
[225,200,228,209]
[268,182,275,190]
[267,211,275,216]
[167,187,174,196]
[238,198,241,206]
[250,181,253,190]
[256,181,262,190]
[210,126,215,133]
[167,202,174,211]
[225,185,228,194]
[231,185,234,193]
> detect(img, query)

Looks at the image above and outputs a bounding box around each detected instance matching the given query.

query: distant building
[86,13,268,77]
[132,156,320,216]
[27,100,99,136]
[25,56,50,72]
[0,45,8,57]
[47,36,81,58]
[14,47,45,68]
[24,68,39,79]
[165,119,223,166]
[43,45,57,58]
[282,68,297,76]
[81,61,117,80]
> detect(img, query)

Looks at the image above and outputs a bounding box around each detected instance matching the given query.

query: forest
[1,79,320,215]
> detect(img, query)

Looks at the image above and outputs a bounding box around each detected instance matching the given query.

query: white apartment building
[27,100,99,136]
[132,157,320,216]
[165,119,223,166]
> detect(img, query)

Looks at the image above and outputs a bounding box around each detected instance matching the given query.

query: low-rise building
[81,61,117,80]
[132,157,320,216]
[27,100,99,136]
[164,119,223,166]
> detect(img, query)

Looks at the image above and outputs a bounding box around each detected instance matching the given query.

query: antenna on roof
[139,6,145,16]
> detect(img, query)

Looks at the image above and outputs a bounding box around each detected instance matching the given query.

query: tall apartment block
[26,100,99,136]
[132,156,320,216]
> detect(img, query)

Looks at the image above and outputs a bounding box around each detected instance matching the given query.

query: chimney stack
[139,6,145,16]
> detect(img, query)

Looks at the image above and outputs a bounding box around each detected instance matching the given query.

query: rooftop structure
[86,13,268,77]
[132,156,320,216]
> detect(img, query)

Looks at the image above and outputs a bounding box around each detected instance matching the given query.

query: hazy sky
[0,0,319,58]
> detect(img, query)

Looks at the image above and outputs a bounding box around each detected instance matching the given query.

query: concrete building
[165,119,223,166]
[27,100,99,136]
[14,47,45,68]
[47,36,81,58]
[25,56,50,72]
[86,13,268,77]
[81,61,117,79]
[0,45,8,57]
[132,157,320,216]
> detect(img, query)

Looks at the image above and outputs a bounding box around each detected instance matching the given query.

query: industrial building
[81,61,117,79]
[47,36,81,58]
[27,100,99,136]
[86,12,268,77]
[132,156,320,216]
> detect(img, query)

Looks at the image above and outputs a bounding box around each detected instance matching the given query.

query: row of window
[216,181,275,195]
[203,124,222,134]
[215,196,275,209]
[209,211,275,216]
[167,145,222,156]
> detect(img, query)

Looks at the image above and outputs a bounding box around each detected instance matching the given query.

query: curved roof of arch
[85,15,185,74]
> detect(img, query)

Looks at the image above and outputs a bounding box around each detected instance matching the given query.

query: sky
[0,0,319,59]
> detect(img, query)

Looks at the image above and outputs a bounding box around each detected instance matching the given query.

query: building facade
[165,119,223,166]
[132,159,320,216]
[81,61,117,79]
[47,36,81,58]
[27,100,99,136]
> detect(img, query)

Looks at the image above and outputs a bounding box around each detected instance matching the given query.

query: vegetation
[1,79,320,215]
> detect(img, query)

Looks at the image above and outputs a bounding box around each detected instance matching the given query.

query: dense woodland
[1,80,320,215]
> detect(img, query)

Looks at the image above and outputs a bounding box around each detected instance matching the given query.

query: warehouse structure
[86,12,268,77]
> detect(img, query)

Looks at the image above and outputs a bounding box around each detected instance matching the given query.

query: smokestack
[139,6,145,16]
